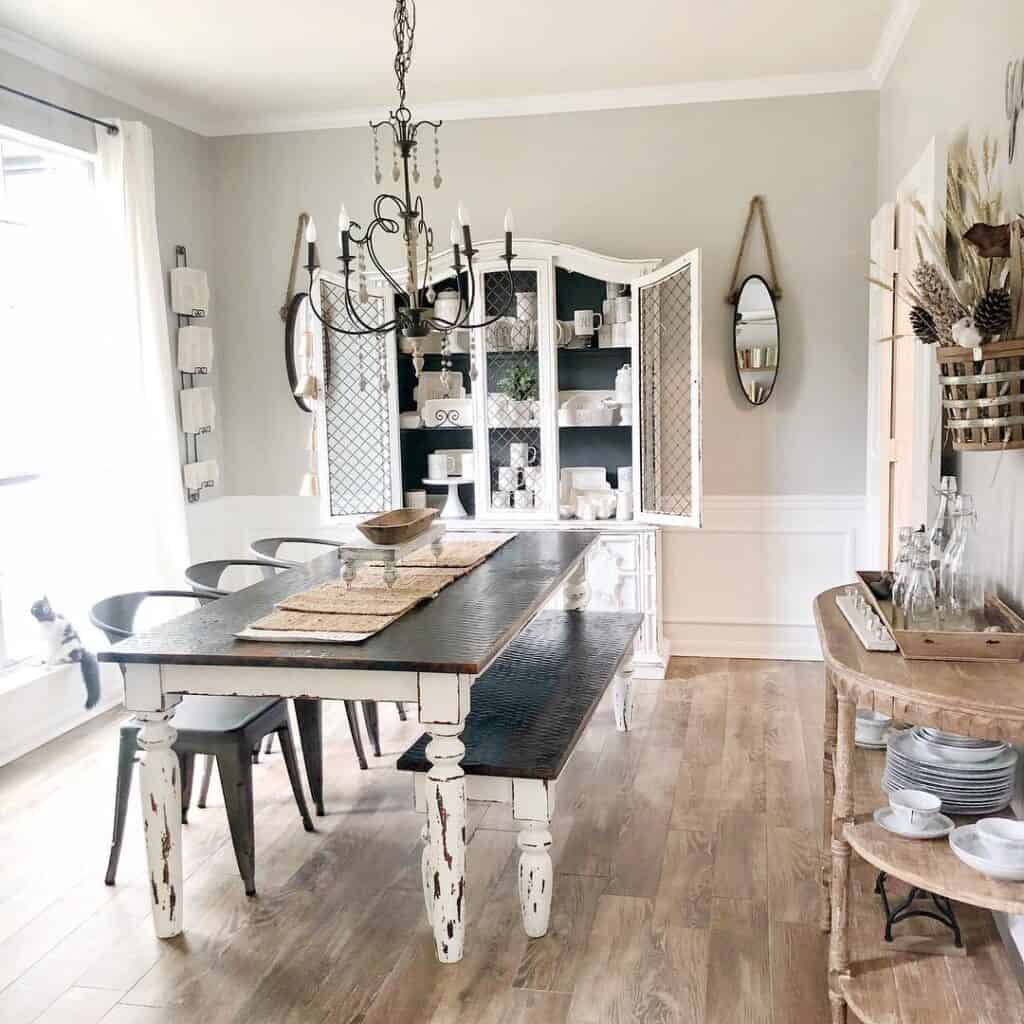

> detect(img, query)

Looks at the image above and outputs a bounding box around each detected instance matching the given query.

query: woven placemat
[277,584,426,616]
[398,534,515,569]
[251,609,397,634]
[347,565,461,590]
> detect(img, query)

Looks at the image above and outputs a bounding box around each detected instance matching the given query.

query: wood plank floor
[0,657,834,1023]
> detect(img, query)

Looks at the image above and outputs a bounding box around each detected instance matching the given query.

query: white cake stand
[422,477,473,519]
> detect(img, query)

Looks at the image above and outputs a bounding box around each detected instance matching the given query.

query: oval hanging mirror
[733,274,780,406]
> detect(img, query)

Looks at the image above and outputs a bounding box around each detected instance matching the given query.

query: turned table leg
[136,706,184,937]
[828,690,856,1024]
[821,666,839,932]
[420,673,471,963]
[564,558,591,612]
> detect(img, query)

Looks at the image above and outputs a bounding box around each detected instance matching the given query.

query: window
[0,129,96,668]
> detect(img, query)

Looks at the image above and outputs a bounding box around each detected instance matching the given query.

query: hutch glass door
[313,269,402,521]
[632,249,702,527]
[472,259,554,518]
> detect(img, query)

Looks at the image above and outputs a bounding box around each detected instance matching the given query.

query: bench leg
[517,824,553,938]
[613,648,635,732]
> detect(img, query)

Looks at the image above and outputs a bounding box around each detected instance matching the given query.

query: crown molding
[869,0,921,87]
[0,25,215,136]
[210,68,876,137]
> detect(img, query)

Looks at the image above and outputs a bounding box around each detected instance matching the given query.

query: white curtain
[92,120,191,591]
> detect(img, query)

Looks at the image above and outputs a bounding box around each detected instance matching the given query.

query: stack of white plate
[882,728,1017,815]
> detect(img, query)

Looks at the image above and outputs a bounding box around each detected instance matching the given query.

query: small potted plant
[498,364,539,427]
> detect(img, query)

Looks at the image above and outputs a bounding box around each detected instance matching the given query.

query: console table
[814,587,1024,1024]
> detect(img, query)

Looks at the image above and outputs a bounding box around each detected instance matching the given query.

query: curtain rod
[0,83,119,136]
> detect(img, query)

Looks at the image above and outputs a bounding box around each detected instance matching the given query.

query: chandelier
[303,0,516,342]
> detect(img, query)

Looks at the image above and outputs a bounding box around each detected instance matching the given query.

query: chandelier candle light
[302,0,517,348]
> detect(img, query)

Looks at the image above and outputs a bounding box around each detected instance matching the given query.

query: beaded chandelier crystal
[303,0,517,344]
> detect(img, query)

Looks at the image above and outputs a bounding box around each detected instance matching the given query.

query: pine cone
[909,305,939,344]
[973,288,1012,339]
[912,262,963,343]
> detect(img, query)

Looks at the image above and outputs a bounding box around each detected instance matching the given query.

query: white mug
[616,489,633,521]
[618,466,633,490]
[405,489,427,508]
[492,490,511,509]
[614,295,632,322]
[522,466,542,492]
[574,309,603,336]
[576,496,596,521]
[497,466,520,491]
[612,322,630,347]
[427,453,450,479]
[513,490,533,510]
[509,442,538,468]
[434,291,461,323]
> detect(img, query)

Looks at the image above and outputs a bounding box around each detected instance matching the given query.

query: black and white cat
[30,597,101,710]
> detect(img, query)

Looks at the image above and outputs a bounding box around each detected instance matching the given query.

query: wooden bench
[397,610,642,938]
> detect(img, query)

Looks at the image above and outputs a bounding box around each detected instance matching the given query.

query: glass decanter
[928,475,957,583]
[904,533,939,631]
[939,494,984,630]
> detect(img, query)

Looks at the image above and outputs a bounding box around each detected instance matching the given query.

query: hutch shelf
[313,239,703,679]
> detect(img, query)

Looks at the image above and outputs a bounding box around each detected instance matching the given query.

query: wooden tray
[856,571,1024,662]
[356,507,439,546]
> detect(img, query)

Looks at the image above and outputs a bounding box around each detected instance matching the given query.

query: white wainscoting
[189,494,867,663]
[661,494,866,661]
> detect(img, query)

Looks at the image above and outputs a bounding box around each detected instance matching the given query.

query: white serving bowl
[975,818,1024,865]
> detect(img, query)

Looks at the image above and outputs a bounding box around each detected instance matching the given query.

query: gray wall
[209,92,879,497]
[880,0,1024,608]
[0,51,222,496]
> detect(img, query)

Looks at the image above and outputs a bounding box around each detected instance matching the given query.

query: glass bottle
[929,475,958,585]
[940,495,984,630]
[905,533,939,631]
[891,526,914,613]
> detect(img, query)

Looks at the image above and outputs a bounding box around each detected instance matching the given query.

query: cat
[30,596,101,710]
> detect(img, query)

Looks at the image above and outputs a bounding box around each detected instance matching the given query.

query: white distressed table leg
[419,672,470,963]
[564,557,591,611]
[613,644,635,732]
[124,665,183,939]
[420,821,433,925]
[517,825,553,937]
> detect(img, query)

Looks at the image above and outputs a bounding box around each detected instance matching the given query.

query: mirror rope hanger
[725,195,783,304]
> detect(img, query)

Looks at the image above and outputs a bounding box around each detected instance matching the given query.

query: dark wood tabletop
[99,530,598,675]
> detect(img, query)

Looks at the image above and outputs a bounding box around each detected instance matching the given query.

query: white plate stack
[882,728,1017,815]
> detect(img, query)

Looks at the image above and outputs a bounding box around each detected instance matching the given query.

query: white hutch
[312,239,701,679]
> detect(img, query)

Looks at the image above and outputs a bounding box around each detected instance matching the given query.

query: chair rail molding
[662,493,866,661]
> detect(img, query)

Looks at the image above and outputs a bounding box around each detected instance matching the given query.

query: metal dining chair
[91,590,314,896]
[248,540,410,749]
[184,558,373,783]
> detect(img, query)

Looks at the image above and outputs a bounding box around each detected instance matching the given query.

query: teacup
[492,490,511,510]
[855,709,891,745]
[889,789,941,830]
[976,818,1024,865]
[497,466,519,491]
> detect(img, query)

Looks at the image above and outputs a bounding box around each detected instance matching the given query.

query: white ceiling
[0,0,915,136]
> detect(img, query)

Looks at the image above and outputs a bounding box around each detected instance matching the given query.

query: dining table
[98,528,598,963]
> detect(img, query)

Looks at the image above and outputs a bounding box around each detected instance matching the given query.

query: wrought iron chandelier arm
[305,267,397,337]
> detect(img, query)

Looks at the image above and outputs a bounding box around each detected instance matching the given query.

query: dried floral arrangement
[872,137,1024,349]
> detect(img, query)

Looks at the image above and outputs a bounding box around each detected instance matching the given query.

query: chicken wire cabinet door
[632,249,702,527]
[314,269,402,520]
[471,259,556,519]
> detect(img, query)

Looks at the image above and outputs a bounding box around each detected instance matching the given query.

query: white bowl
[888,788,941,829]
[949,825,1024,881]
[399,412,422,429]
[975,818,1024,865]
